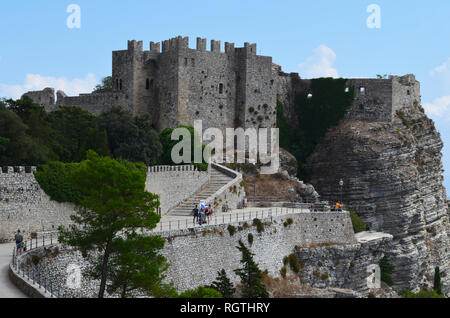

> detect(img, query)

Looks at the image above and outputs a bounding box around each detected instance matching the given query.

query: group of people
[331,202,343,212]
[14,229,26,255]
[192,204,213,225]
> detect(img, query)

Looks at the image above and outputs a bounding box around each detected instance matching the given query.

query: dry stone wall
[0,167,75,242]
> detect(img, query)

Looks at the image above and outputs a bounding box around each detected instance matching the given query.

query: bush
[283,218,294,227]
[178,286,223,298]
[34,161,82,204]
[227,225,236,236]
[349,210,367,233]
[247,233,254,245]
[31,255,42,266]
[379,255,395,286]
[287,253,301,274]
[280,266,287,278]
[252,218,264,233]
[402,289,444,298]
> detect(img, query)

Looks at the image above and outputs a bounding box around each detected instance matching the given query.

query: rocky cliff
[306,100,450,294]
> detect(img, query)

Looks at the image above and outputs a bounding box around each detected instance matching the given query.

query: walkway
[0,243,26,298]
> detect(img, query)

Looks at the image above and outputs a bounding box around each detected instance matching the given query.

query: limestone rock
[306,100,450,294]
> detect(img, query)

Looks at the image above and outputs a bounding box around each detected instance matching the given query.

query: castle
[23,36,420,133]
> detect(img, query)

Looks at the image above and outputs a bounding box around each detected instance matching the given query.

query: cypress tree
[234,240,269,298]
[434,266,442,295]
[209,269,236,298]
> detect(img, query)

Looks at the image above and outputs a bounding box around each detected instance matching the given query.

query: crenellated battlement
[148,165,200,173]
[0,167,37,174]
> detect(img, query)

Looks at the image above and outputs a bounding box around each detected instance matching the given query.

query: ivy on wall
[277,78,355,179]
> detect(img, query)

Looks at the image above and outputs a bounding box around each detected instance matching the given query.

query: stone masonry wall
[159,211,357,292]
[145,165,209,215]
[0,167,75,242]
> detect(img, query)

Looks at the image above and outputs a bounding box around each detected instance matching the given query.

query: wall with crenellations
[0,167,75,242]
[145,165,209,215]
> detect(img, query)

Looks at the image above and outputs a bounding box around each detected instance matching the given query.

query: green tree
[58,151,162,298]
[158,125,208,171]
[379,255,395,286]
[47,106,110,162]
[0,103,49,165]
[208,269,236,298]
[93,76,113,93]
[99,233,174,298]
[178,286,223,298]
[349,210,367,233]
[98,107,162,165]
[234,240,269,298]
[434,266,442,295]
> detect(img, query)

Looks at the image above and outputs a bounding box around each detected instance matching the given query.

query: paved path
[0,243,27,298]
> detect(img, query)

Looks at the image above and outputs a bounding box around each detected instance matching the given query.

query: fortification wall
[22,88,56,112]
[0,167,75,242]
[145,165,209,215]
[159,211,358,292]
[57,92,129,115]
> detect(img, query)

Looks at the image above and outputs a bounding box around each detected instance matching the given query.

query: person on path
[15,230,23,256]
[193,205,199,225]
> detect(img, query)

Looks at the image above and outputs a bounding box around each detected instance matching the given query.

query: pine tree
[434,266,442,295]
[209,269,236,298]
[234,240,269,298]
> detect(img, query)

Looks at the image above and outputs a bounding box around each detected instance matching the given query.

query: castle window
[360,87,365,95]
[184,58,188,66]
[345,87,349,93]
[120,79,123,90]
[219,83,224,94]
[116,79,119,90]
[146,79,150,90]
[407,90,411,95]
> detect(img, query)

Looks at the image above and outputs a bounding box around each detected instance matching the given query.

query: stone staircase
[167,167,234,216]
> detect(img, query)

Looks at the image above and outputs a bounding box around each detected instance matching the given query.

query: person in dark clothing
[193,205,199,225]
[15,230,23,255]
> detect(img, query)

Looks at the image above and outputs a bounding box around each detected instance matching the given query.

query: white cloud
[430,58,450,89]
[0,73,98,100]
[424,95,450,118]
[298,45,339,79]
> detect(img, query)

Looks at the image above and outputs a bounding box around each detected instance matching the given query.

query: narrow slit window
[360,87,365,95]
[119,79,123,90]
[219,83,224,94]
[146,79,150,90]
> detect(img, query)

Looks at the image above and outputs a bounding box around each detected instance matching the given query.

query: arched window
[146,79,150,90]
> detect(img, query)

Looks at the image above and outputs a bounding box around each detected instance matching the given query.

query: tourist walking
[199,208,206,225]
[15,230,23,256]
[207,204,213,223]
[193,205,199,225]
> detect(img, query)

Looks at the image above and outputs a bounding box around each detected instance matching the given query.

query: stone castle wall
[145,165,209,215]
[0,167,75,242]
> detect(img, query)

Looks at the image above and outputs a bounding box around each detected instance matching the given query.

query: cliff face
[306,101,450,294]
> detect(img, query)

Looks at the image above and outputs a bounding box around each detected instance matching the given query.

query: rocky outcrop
[306,100,450,294]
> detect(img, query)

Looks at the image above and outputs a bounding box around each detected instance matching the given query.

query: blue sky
[1,0,450,189]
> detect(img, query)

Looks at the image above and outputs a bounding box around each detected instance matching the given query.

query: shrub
[402,289,444,298]
[31,255,42,266]
[247,233,254,245]
[283,218,294,227]
[227,225,236,236]
[379,255,395,286]
[349,210,367,233]
[252,218,264,233]
[178,286,223,298]
[280,266,287,278]
[321,273,329,280]
[287,253,301,273]
[34,161,82,204]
